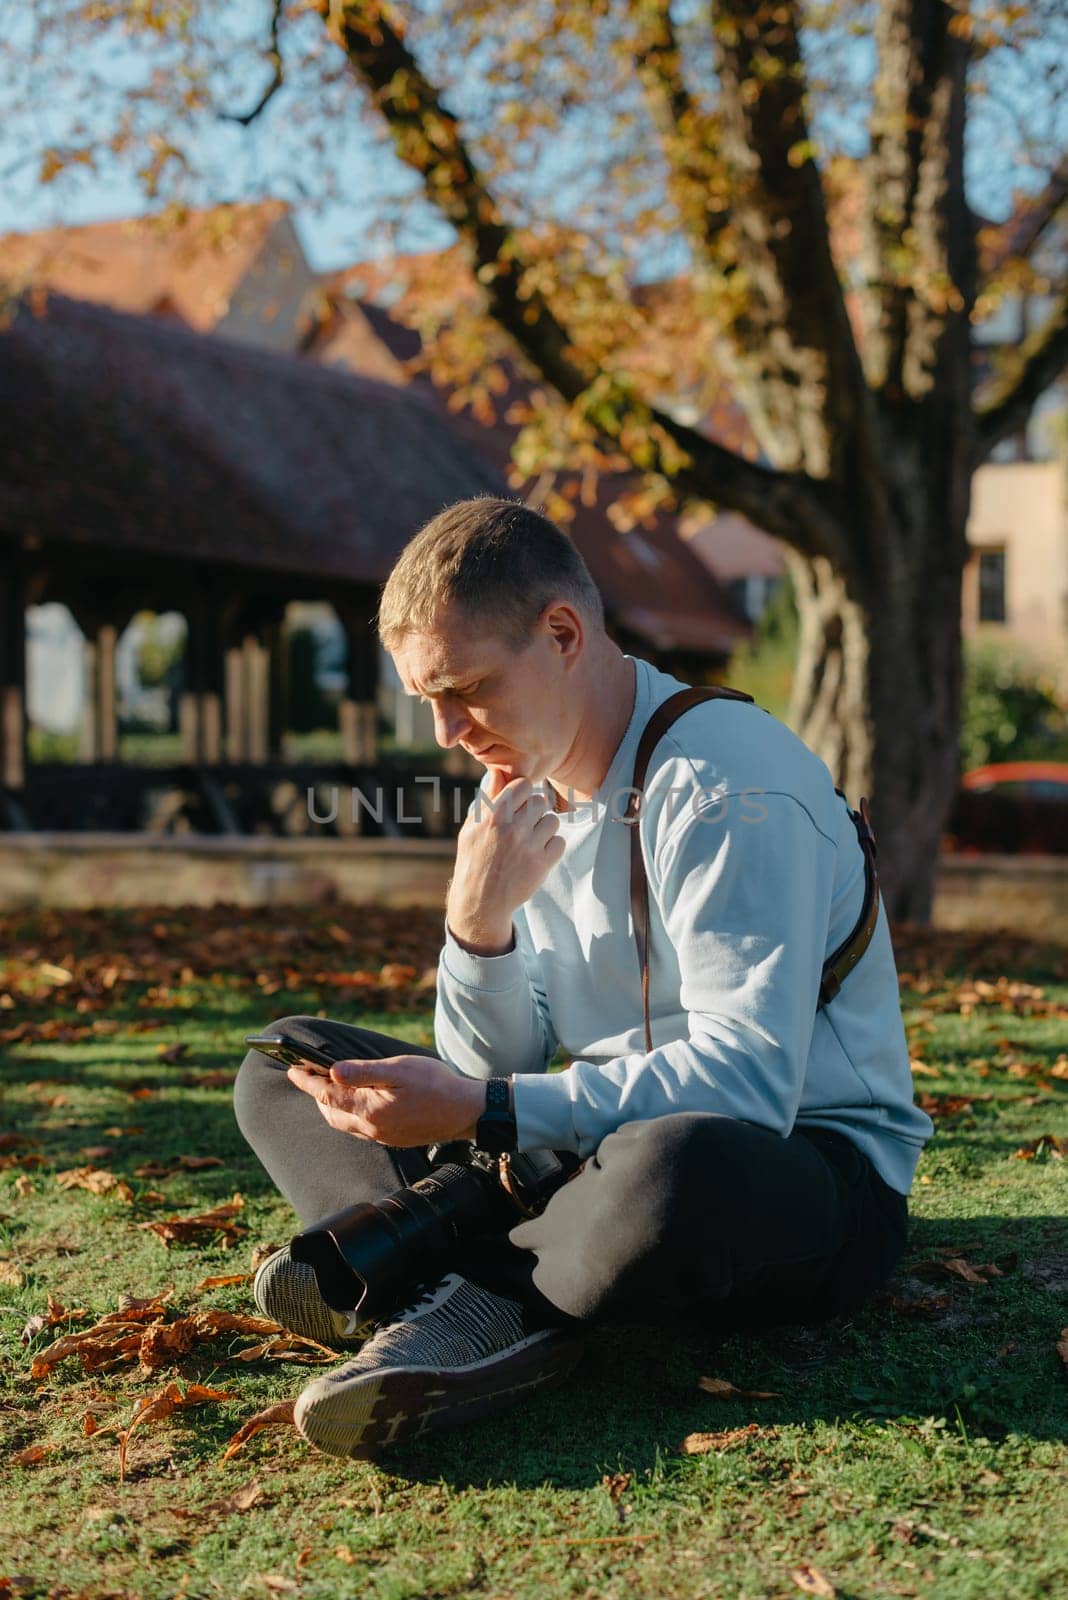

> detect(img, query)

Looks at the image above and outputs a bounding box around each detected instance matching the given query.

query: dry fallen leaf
[221,1400,297,1462]
[791,1564,836,1597]
[678,1423,763,1454]
[173,1479,267,1519]
[250,1243,282,1273]
[0,1260,24,1288]
[194,1273,252,1292]
[137,1194,246,1248]
[118,1381,235,1481]
[1013,1134,1066,1160]
[698,1376,781,1401]
[158,1042,189,1064]
[55,1167,134,1204]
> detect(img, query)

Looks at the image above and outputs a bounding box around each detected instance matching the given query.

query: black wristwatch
[475,1077,518,1156]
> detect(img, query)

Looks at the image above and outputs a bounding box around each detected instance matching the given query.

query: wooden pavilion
[0,292,503,832]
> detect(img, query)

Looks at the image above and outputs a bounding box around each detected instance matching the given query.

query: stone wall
[1,836,1066,943]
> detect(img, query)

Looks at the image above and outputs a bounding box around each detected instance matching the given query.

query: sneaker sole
[253,1249,367,1348]
[294,1329,586,1458]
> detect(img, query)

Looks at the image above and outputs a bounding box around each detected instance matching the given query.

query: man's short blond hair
[377,496,605,650]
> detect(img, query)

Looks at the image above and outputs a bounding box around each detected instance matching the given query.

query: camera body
[290,1142,577,1325]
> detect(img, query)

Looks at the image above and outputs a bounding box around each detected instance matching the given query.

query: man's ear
[542,601,584,662]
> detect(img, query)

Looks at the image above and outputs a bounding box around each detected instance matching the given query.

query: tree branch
[973,292,1068,463]
[864,0,976,403]
[980,157,1068,276]
[221,0,285,126]
[323,0,850,565]
[695,0,872,485]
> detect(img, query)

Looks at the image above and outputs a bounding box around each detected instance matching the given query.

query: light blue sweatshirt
[434,655,932,1194]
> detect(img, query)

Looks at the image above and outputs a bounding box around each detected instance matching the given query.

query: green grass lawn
[1,909,1066,1600]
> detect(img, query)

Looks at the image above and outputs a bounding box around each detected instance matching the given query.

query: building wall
[964,459,1068,693]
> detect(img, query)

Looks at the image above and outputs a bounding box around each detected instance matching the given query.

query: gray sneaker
[253,1245,371,1347]
[293,1273,585,1458]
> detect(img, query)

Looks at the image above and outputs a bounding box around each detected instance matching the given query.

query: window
[977,548,1006,624]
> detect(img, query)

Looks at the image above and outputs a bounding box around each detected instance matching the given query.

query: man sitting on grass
[234,495,932,1460]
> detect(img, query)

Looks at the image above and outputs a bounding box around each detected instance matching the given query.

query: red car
[943,761,1068,855]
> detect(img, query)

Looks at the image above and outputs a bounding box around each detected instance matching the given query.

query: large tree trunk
[783,532,965,924]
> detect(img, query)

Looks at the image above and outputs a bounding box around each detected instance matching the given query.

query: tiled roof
[0,202,289,332]
[0,292,505,584]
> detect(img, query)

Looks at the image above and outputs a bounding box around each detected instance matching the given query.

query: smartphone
[245,1032,338,1076]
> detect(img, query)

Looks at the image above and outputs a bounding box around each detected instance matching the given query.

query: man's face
[389,604,576,783]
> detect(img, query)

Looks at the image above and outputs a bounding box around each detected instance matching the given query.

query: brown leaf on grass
[941,1256,1003,1284]
[1013,1134,1066,1160]
[118,1381,235,1481]
[791,1565,836,1597]
[137,1194,246,1248]
[138,1320,198,1372]
[102,1125,144,1138]
[117,1291,173,1317]
[0,1260,24,1288]
[0,1132,26,1151]
[678,1423,763,1454]
[231,1333,335,1365]
[19,1314,47,1345]
[136,1155,225,1178]
[181,1070,234,1089]
[221,1399,296,1462]
[158,1042,189,1064]
[22,1295,90,1345]
[83,1412,100,1436]
[250,1243,282,1273]
[0,1152,46,1173]
[14,1174,35,1197]
[909,1059,940,1077]
[915,1093,991,1118]
[55,1167,134,1204]
[873,1291,952,1317]
[698,1376,781,1400]
[1056,1328,1068,1368]
[1050,1054,1068,1080]
[172,1479,267,1519]
[11,1444,49,1467]
[194,1273,251,1292]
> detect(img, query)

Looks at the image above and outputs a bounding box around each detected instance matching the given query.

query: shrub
[960,639,1068,770]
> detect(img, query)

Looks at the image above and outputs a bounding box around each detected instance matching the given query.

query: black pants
[234,1015,909,1331]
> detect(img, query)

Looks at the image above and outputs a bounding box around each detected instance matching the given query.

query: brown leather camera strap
[619,686,881,1051]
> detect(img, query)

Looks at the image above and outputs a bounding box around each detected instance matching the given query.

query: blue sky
[1,2,1063,272]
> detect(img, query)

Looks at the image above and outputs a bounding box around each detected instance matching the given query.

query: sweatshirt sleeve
[511,791,837,1155]
[433,910,559,1082]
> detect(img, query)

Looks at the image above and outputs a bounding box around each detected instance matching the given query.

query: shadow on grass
[203,1207,1064,1492]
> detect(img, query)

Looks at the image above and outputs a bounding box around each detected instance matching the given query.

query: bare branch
[325,0,850,566]
[973,292,1068,462]
[221,0,285,127]
[980,157,1068,277]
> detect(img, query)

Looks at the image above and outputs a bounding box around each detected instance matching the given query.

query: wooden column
[246,633,269,764]
[0,563,27,791]
[224,642,247,762]
[97,622,117,760]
